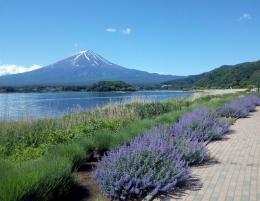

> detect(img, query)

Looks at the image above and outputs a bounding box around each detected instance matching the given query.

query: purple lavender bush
[147,126,208,165]
[241,97,257,112]
[93,127,190,200]
[218,96,260,118]
[174,136,208,165]
[247,95,260,106]
[218,101,249,118]
[171,109,230,142]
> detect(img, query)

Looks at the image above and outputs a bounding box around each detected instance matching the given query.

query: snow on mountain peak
[71,50,113,67]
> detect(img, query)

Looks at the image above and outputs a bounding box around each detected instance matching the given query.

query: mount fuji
[0,50,181,86]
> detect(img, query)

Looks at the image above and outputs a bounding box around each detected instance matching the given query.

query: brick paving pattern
[166,107,260,201]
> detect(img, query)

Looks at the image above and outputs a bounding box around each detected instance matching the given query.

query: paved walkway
[167,107,260,201]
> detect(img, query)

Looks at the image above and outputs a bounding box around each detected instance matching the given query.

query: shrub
[247,95,260,106]
[133,102,172,119]
[150,126,208,165]
[217,96,260,118]
[171,108,230,141]
[93,128,190,200]
[241,97,257,112]
[174,136,208,165]
[217,101,249,118]
[0,157,73,201]
[45,143,86,169]
[8,144,49,162]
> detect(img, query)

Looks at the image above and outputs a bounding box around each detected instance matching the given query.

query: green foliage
[250,70,260,84]
[82,119,155,154]
[87,80,136,92]
[191,94,239,110]
[154,109,189,125]
[0,85,91,93]
[0,98,191,162]
[0,157,74,201]
[132,102,172,118]
[130,99,191,119]
[46,143,86,169]
[0,81,138,93]
[196,61,260,88]
[164,60,260,89]
[0,116,123,162]
[227,117,237,125]
[8,144,49,162]
[164,74,205,90]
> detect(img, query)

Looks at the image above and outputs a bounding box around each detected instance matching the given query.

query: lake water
[0,91,192,121]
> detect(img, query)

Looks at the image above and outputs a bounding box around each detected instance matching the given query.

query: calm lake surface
[0,91,192,121]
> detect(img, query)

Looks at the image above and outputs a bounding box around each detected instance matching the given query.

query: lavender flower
[171,108,230,142]
[247,96,260,106]
[173,136,208,165]
[93,127,190,200]
[218,96,260,118]
[145,126,208,165]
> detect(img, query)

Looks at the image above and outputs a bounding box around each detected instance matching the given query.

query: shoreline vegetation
[0,90,258,201]
[0,83,246,96]
[0,77,252,94]
[0,87,249,94]
[192,89,246,99]
[0,81,137,93]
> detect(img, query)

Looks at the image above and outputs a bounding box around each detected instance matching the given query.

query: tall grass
[0,157,73,201]
[0,98,191,162]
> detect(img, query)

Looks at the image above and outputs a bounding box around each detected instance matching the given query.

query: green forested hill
[87,81,137,92]
[162,74,205,89]
[164,60,260,89]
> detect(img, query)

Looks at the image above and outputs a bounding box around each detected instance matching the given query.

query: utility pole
[258,81,260,94]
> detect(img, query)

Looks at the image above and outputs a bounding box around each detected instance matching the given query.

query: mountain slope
[0,51,180,86]
[164,60,260,89]
[163,74,205,89]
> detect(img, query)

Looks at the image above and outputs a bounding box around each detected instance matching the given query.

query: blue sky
[0,0,260,76]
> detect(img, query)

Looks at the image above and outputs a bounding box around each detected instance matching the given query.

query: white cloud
[239,13,252,21]
[122,27,131,35]
[0,64,42,76]
[106,28,117,32]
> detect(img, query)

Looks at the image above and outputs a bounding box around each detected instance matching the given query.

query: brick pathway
[166,107,260,201]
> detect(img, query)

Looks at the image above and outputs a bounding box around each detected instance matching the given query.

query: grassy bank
[0,93,243,201]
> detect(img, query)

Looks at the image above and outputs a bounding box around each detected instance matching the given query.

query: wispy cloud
[105,27,132,35]
[106,28,117,33]
[239,13,252,21]
[0,64,42,76]
[122,27,131,35]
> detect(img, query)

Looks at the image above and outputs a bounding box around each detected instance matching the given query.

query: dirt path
[59,161,108,201]
[166,107,260,201]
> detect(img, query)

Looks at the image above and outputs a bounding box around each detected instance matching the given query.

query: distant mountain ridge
[164,60,260,89]
[0,50,181,86]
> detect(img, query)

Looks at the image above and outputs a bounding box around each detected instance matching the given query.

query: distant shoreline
[191,89,247,99]
[0,86,188,93]
[0,86,247,94]
[0,88,190,94]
